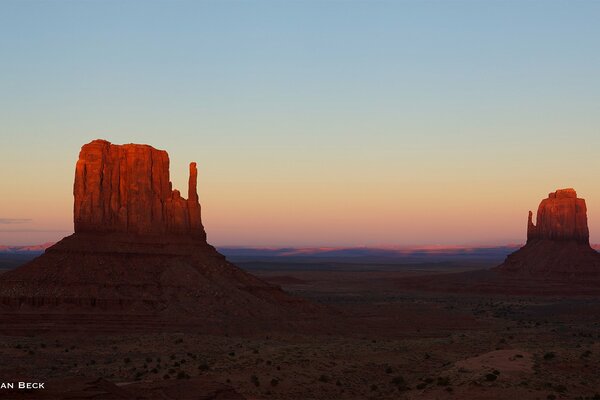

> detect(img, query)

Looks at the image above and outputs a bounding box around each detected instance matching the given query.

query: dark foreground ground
[1,260,600,399]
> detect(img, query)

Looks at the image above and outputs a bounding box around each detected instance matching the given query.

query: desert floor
[1,264,600,399]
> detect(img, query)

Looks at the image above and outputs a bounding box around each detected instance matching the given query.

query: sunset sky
[1,0,599,246]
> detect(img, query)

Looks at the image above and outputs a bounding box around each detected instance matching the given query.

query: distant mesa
[497,188,600,277]
[0,139,317,332]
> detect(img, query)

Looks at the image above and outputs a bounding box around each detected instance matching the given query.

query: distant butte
[0,139,318,333]
[395,188,600,295]
[496,188,600,277]
[526,188,589,244]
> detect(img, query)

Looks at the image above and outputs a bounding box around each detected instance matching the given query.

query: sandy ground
[1,266,600,399]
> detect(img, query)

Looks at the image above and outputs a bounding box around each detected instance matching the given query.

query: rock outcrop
[497,188,600,277]
[0,139,318,332]
[74,139,205,239]
[526,188,589,244]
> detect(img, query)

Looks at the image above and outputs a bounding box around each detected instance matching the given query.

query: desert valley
[2,3,600,399]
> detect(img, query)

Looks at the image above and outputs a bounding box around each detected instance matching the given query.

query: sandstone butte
[497,188,600,277]
[73,139,205,238]
[0,139,317,332]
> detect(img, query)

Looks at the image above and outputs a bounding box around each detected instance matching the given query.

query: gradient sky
[1,0,599,246]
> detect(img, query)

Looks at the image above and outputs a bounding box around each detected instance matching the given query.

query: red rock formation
[0,139,320,332]
[74,139,205,239]
[497,188,600,277]
[527,188,589,244]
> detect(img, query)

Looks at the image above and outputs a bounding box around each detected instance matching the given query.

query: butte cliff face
[74,139,205,238]
[527,188,589,244]
[0,139,316,332]
[497,188,600,277]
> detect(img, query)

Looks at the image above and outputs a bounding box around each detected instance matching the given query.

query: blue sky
[1,0,599,246]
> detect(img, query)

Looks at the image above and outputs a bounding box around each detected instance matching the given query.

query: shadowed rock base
[0,233,320,333]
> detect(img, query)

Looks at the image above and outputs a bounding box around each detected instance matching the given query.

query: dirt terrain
[1,264,600,399]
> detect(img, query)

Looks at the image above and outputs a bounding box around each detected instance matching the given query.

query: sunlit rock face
[527,188,589,244]
[497,188,600,277]
[74,139,205,239]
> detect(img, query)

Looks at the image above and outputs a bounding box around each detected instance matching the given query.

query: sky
[1,0,599,247]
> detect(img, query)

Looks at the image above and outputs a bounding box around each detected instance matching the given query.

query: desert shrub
[174,338,183,344]
[251,375,260,387]
[229,352,235,357]
[163,374,170,380]
[146,357,152,363]
[318,375,329,383]
[437,376,450,386]
[485,373,497,382]
[544,352,556,360]
[391,376,406,386]
[581,350,592,358]
[124,357,131,364]
[416,383,426,389]
[198,363,210,371]
[370,384,378,391]
[270,378,279,387]
[554,384,567,393]
[385,366,393,374]
[492,370,500,375]
[177,371,190,379]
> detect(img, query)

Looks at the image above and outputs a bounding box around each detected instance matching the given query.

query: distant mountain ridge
[4,242,600,265]
[0,243,54,253]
